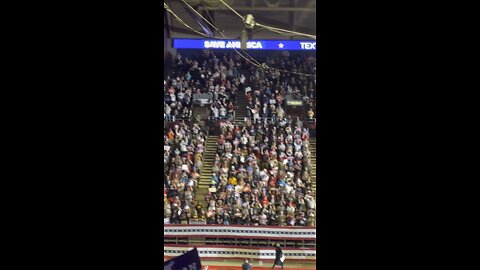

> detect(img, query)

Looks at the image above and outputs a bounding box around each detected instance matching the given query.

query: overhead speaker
[245,14,255,29]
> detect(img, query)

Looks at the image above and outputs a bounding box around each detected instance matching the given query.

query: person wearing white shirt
[240,74,245,84]
[220,107,227,117]
[212,106,219,118]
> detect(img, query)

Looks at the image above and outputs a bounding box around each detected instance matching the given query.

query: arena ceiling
[164,0,316,40]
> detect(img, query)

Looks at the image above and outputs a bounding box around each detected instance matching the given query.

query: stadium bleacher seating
[164,50,316,227]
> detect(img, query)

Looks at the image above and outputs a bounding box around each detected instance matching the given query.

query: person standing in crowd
[271,244,284,269]
[242,259,253,270]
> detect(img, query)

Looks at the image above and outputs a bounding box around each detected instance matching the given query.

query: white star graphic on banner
[278,43,284,48]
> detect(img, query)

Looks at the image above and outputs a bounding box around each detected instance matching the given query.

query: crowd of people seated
[165,50,316,123]
[204,118,316,227]
[164,75,193,122]
[164,120,206,224]
[243,51,317,122]
[165,51,245,123]
[164,50,317,226]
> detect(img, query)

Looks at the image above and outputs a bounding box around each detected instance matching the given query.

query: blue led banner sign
[173,39,316,51]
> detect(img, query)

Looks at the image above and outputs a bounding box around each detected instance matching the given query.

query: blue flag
[164,248,202,270]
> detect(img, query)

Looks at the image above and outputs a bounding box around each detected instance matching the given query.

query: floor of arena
[201,261,316,270]
[165,257,315,269]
